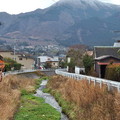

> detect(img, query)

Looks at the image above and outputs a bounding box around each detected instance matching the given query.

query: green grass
[15,94,60,120]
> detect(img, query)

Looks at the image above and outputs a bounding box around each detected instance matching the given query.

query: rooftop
[94,46,120,58]
[95,55,120,60]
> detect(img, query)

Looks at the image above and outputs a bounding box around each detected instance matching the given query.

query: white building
[36,56,59,69]
[113,40,120,47]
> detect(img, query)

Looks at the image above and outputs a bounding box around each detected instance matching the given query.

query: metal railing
[3,69,37,76]
[3,68,56,76]
[55,69,120,92]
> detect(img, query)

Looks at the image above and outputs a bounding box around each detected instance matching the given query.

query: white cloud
[0,0,59,14]
[0,0,119,14]
[100,0,120,5]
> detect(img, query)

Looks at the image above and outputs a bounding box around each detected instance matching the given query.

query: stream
[34,80,69,120]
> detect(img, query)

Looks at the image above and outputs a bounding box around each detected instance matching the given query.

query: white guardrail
[3,68,56,76]
[55,69,120,92]
[3,69,37,76]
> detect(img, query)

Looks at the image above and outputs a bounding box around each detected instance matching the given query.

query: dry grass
[0,74,37,120]
[47,75,120,120]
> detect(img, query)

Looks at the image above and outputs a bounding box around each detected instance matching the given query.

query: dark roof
[94,46,120,58]
[95,55,120,61]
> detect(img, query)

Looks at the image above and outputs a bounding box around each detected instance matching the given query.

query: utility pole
[14,45,16,61]
[13,38,17,61]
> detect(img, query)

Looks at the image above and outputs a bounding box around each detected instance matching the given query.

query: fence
[3,69,36,76]
[55,69,120,92]
[3,68,56,76]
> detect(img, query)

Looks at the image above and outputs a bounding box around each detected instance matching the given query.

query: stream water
[34,80,69,120]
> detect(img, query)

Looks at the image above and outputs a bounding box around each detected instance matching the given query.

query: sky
[0,0,120,14]
[102,0,120,4]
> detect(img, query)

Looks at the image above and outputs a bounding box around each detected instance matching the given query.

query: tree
[83,54,94,74]
[67,58,76,73]
[59,61,67,68]
[3,57,22,71]
[67,47,86,67]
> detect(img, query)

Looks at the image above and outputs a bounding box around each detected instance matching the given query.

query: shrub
[14,63,21,70]
[4,57,22,71]
[105,64,120,82]
[4,63,11,71]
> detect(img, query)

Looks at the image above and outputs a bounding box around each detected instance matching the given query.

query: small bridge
[40,69,56,76]
[3,69,56,76]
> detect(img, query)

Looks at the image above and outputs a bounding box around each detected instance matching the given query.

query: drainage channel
[34,80,69,120]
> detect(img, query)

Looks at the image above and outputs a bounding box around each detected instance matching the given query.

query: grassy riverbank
[46,75,120,120]
[0,72,60,120]
[0,73,37,120]
[15,76,60,120]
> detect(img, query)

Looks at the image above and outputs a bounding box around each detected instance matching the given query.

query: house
[46,57,59,68]
[95,55,120,78]
[36,56,59,69]
[94,41,120,78]
[0,51,35,70]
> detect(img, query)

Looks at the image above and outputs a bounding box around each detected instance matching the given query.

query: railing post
[107,83,111,91]
[88,78,91,84]
[76,75,78,80]
[100,80,102,89]
[94,79,96,86]
[117,85,120,92]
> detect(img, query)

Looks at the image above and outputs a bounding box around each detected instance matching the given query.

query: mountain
[0,0,120,46]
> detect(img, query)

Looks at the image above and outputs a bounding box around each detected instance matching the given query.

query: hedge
[105,64,120,82]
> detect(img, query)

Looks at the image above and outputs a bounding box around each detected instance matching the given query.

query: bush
[105,64,120,82]
[4,57,22,71]
[4,63,11,71]
[14,63,21,70]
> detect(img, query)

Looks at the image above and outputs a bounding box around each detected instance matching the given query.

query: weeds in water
[35,76,49,89]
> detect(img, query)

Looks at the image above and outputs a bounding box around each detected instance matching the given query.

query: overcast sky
[0,0,120,14]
